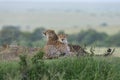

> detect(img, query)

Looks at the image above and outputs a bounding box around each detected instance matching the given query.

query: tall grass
[0,51,120,80]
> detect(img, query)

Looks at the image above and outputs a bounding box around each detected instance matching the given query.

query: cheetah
[58,34,88,56]
[43,30,70,59]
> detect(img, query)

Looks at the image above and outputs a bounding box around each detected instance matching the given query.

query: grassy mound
[0,51,120,80]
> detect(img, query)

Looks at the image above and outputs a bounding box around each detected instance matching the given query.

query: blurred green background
[0,26,120,47]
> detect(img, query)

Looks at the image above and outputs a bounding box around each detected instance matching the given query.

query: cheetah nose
[62,39,64,41]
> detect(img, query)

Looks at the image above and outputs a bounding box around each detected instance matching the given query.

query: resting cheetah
[58,34,88,56]
[43,30,70,59]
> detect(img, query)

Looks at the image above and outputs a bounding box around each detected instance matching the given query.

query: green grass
[0,61,20,80]
[0,54,120,80]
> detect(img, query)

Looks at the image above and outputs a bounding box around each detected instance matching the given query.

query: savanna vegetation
[0,25,120,47]
[0,51,120,80]
[0,1,120,80]
[0,26,120,80]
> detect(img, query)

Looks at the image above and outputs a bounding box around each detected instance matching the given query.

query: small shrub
[19,54,28,68]
[18,51,47,80]
[31,51,44,64]
[19,54,28,80]
[27,51,47,80]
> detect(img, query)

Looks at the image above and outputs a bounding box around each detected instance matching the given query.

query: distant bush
[68,29,108,46]
[100,22,108,27]
[0,26,45,46]
[0,26,120,47]
[0,26,21,45]
[105,32,120,46]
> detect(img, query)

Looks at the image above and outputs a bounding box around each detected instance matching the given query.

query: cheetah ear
[49,29,55,33]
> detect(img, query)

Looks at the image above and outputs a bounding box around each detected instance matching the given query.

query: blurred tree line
[0,26,45,47]
[67,29,120,47]
[0,26,120,47]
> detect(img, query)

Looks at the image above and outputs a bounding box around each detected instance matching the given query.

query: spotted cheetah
[58,34,88,56]
[43,30,70,59]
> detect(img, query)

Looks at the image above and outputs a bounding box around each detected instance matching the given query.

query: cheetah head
[43,29,58,40]
[58,34,68,44]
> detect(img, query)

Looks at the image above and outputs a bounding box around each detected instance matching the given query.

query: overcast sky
[0,0,120,2]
